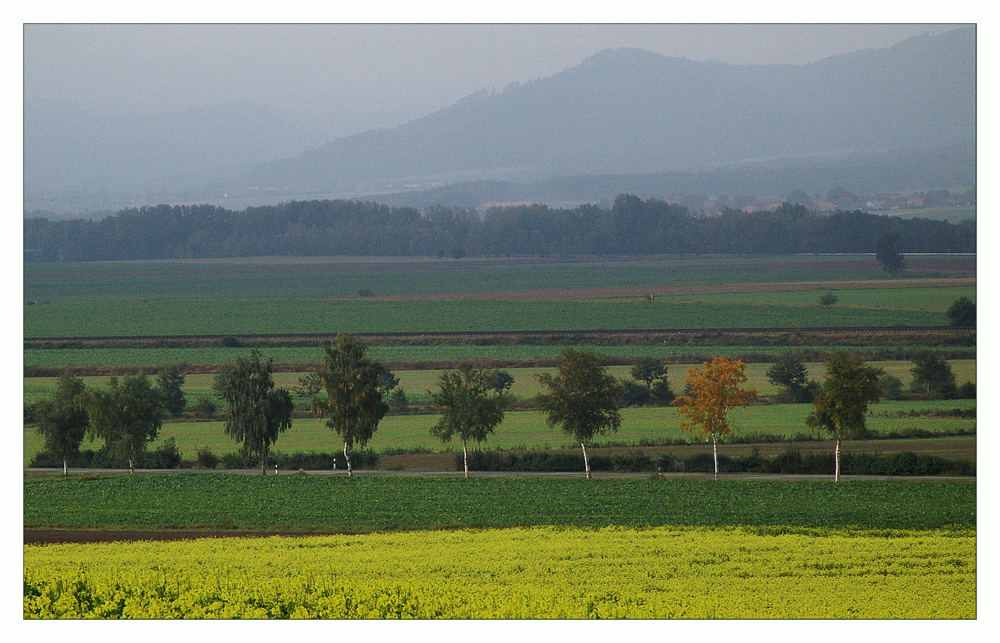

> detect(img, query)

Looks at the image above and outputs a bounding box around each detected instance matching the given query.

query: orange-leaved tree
[673,356,757,479]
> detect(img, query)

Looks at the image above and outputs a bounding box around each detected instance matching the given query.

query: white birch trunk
[63,457,68,477]
[128,458,134,474]
[463,440,469,479]
[712,435,718,480]
[835,438,841,482]
[581,442,591,480]
[344,441,353,477]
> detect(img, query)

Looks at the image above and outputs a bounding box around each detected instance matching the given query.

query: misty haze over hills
[24,27,974,215]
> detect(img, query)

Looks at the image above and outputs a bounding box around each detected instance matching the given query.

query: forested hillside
[24,196,975,262]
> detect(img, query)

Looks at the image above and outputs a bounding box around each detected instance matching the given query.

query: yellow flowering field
[24,525,975,619]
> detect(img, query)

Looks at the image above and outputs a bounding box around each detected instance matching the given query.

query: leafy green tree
[488,370,515,394]
[910,353,957,400]
[213,350,293,475]
[806,352,883,482]
[86,375,165,473]
[156,365,187,417]
[34,372,89,476]
[947,296,975,327]
[318,334,389,476]
[536,349,625,479]
[766,355,816,402]
[878,374,904,401]
[389,388,409,412]
[377,369,401,394]
[430,363,509,478]
[875,232,905,275]
[628,357,674,405]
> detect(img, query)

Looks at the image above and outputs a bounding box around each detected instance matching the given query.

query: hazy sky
[24,23,962,139]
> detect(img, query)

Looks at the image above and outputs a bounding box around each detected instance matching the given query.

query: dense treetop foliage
[24,195,975,262]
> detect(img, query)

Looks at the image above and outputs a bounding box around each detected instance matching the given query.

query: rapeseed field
[24,525,975,619]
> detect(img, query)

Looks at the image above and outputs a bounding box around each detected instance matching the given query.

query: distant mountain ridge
[241,27,975,194]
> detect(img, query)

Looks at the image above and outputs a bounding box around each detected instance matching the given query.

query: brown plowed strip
[24,529,335,545]
[371,278,975,301]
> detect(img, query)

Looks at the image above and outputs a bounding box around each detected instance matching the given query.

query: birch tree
[430,363,509,478]
[86,375,165,473]
[318,334,389,476]
[35,372,89,476]
[806,352,882,482]
[213,350,293,475]
[536,349,624,480]
[673,356,756,480]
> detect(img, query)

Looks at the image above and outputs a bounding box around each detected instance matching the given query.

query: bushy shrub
[654,448,973,476]
[191,398,217,418]
[956,381,976,399]
[29,439,182,469]
[464,449,654,473]
[195,447,219,469]
[622,380,650,406]
[879,374,905,400]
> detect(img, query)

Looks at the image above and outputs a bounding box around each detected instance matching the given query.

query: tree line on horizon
[23,195,975,262]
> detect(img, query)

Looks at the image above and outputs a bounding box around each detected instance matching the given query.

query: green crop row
[23,298,952,338]
[26,254,968,302]
[22,475,977,531]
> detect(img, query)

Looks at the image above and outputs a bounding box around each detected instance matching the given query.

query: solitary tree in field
[806,352,883,482]
[910,353,957,400]
[318,334,389,476]
[875,232,905,276]
[536,349,625,479]
[35,372,89,476]
[947,296,975,327]
[629,357,674,405]
[673,356,757,480]
[766,354,816,402]
[213,350,293,475]
[86,374,165,473]
[157,365,187,417]
[430,363,510,478]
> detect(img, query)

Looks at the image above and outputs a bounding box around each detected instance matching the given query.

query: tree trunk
[463,440,469,479]
[261,455,266,476]
[835,437,841,482]
[344,442,353,477]
[712,435,718,481]
[581,442,591,480]
[63,457,68,477]
[128,458,134,474]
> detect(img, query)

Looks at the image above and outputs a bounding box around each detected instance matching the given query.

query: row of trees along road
[35,337,897,482]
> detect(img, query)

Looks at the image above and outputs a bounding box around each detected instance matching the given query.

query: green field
[668,285,974,310]
[23,254,975,338]
[22,475,976,531]
[23,297,955,338]
[25,254,972,302]
[23,399,976,466]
